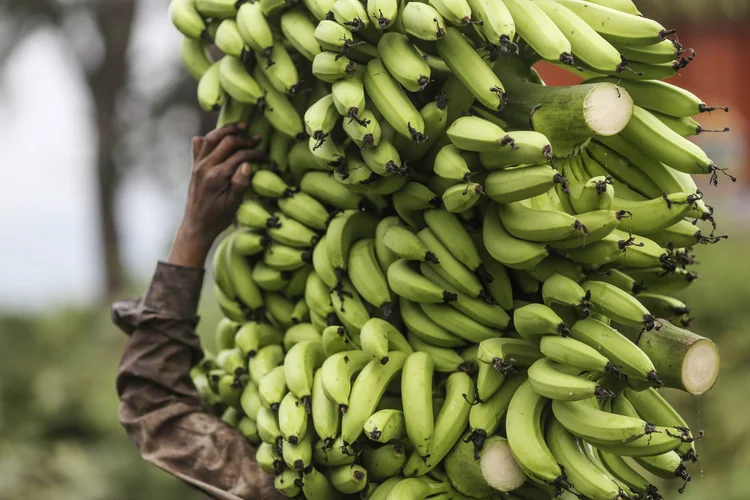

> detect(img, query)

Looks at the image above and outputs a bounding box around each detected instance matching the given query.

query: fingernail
[251,134,261,140]
[237,122,247,129]
[241,163,252,176]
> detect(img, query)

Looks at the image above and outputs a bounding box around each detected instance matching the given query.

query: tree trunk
[88,1,136,298]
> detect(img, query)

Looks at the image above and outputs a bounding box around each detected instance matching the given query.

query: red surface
[532,24,747,186]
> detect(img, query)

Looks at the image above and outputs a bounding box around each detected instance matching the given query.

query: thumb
[231,162,252,194]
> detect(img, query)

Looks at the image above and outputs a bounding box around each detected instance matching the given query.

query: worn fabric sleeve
[113,262,283,500]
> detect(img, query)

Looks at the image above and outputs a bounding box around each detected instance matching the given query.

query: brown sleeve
[113,262,284,500]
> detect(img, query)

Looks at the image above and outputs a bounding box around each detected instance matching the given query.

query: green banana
[364,409,406,443]
[283,430,313,470]
[437,28,505,111]
[301,467,342,499]
[483,205,549,270]
[341,351,408,446]
[418,227,484,297]
[401,298,467,347]
[502,0,573,64]
[170,0,207,40]
[278,391,308,444]
[571,317,660,384]
[506,380,567,488]
[485,164,568,204]
[275,468,302,497]
[378,32,431,92]
[181,36,213,81]
[468,374,526,451]
[235,322,283,358]
[514,302,572,338]
[402,352,436,457]
[362,443,408,482]
[551,397,653,443]
[280,8,321,62]
[403,371,475,476]
[256,441,284,475]
[545,418,622,500]
[327,209,379,276]
[236,2,274,54]
[360,317,413,363]
[330,277,371,332]
[407,331,466,372]
[540,335,620,375]
[364,59,427,142]
[532,0,624,73]
[528,358,614,401]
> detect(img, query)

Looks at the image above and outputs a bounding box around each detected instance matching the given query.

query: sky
[0,2,187,312]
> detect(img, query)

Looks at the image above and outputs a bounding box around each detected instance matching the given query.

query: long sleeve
[113,262,283,500]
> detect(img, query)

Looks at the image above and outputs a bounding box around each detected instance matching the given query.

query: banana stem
[637,321,719,395]
[494,58,633,157]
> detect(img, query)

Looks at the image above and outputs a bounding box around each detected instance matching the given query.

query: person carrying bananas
[112,123,284,500]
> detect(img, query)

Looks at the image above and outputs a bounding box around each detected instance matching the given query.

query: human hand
[168,123,265,269]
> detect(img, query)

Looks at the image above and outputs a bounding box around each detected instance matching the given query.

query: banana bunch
[172,0,729,497]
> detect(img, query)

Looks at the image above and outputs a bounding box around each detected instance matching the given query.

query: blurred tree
[3,0,136,298]
[1,0,216,300]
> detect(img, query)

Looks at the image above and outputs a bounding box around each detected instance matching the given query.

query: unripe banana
[181,36,213,81]
[401,352,435,457]
[330,464,368,494]
[343,108,382,148]
[361,139,406,177]
[170,0,206,40]
[283,430,313,470]
[506,380,567,486]
[274,468,302,497]
[367,0,399,30]
[218,96,250,132]
[341,351,408,446]
[197,61,225,112]
[304,94,339,144]
[434,144,472,182]
[236,2,274,54]
[571,317,660,384]
[402,371,474,476]
[441,182,483,213]
[196,0,237,18]
[282,322,321,351]
[332,0,370,31]
[378,32,431,92]
[300,171,364,209]
[278,391,308,444]
[446,115,512,152]
[252,66,305,139]
[402,3,446,41]
[348,239,393,315]
[280,7,322,62]
[214,19,247,58]
[226,233,265,310]
[362,444,408,482]
[408,337,465,380]
[256,44,303,95]
[363,59,427,143]
[545,418,622,500]
[428,0,471,26]
[467,0,515,49]
[485,165,568,204]
[256,441,284,475]
[313,51,358,83]
[364,409,406,443]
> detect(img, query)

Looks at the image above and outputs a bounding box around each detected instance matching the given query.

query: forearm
[167,223,215,270]
[113,263,281,500]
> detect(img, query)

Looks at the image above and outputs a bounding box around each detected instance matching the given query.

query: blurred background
[0,0,748,498]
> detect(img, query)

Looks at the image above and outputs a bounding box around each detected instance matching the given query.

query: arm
[114,124,284,500]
